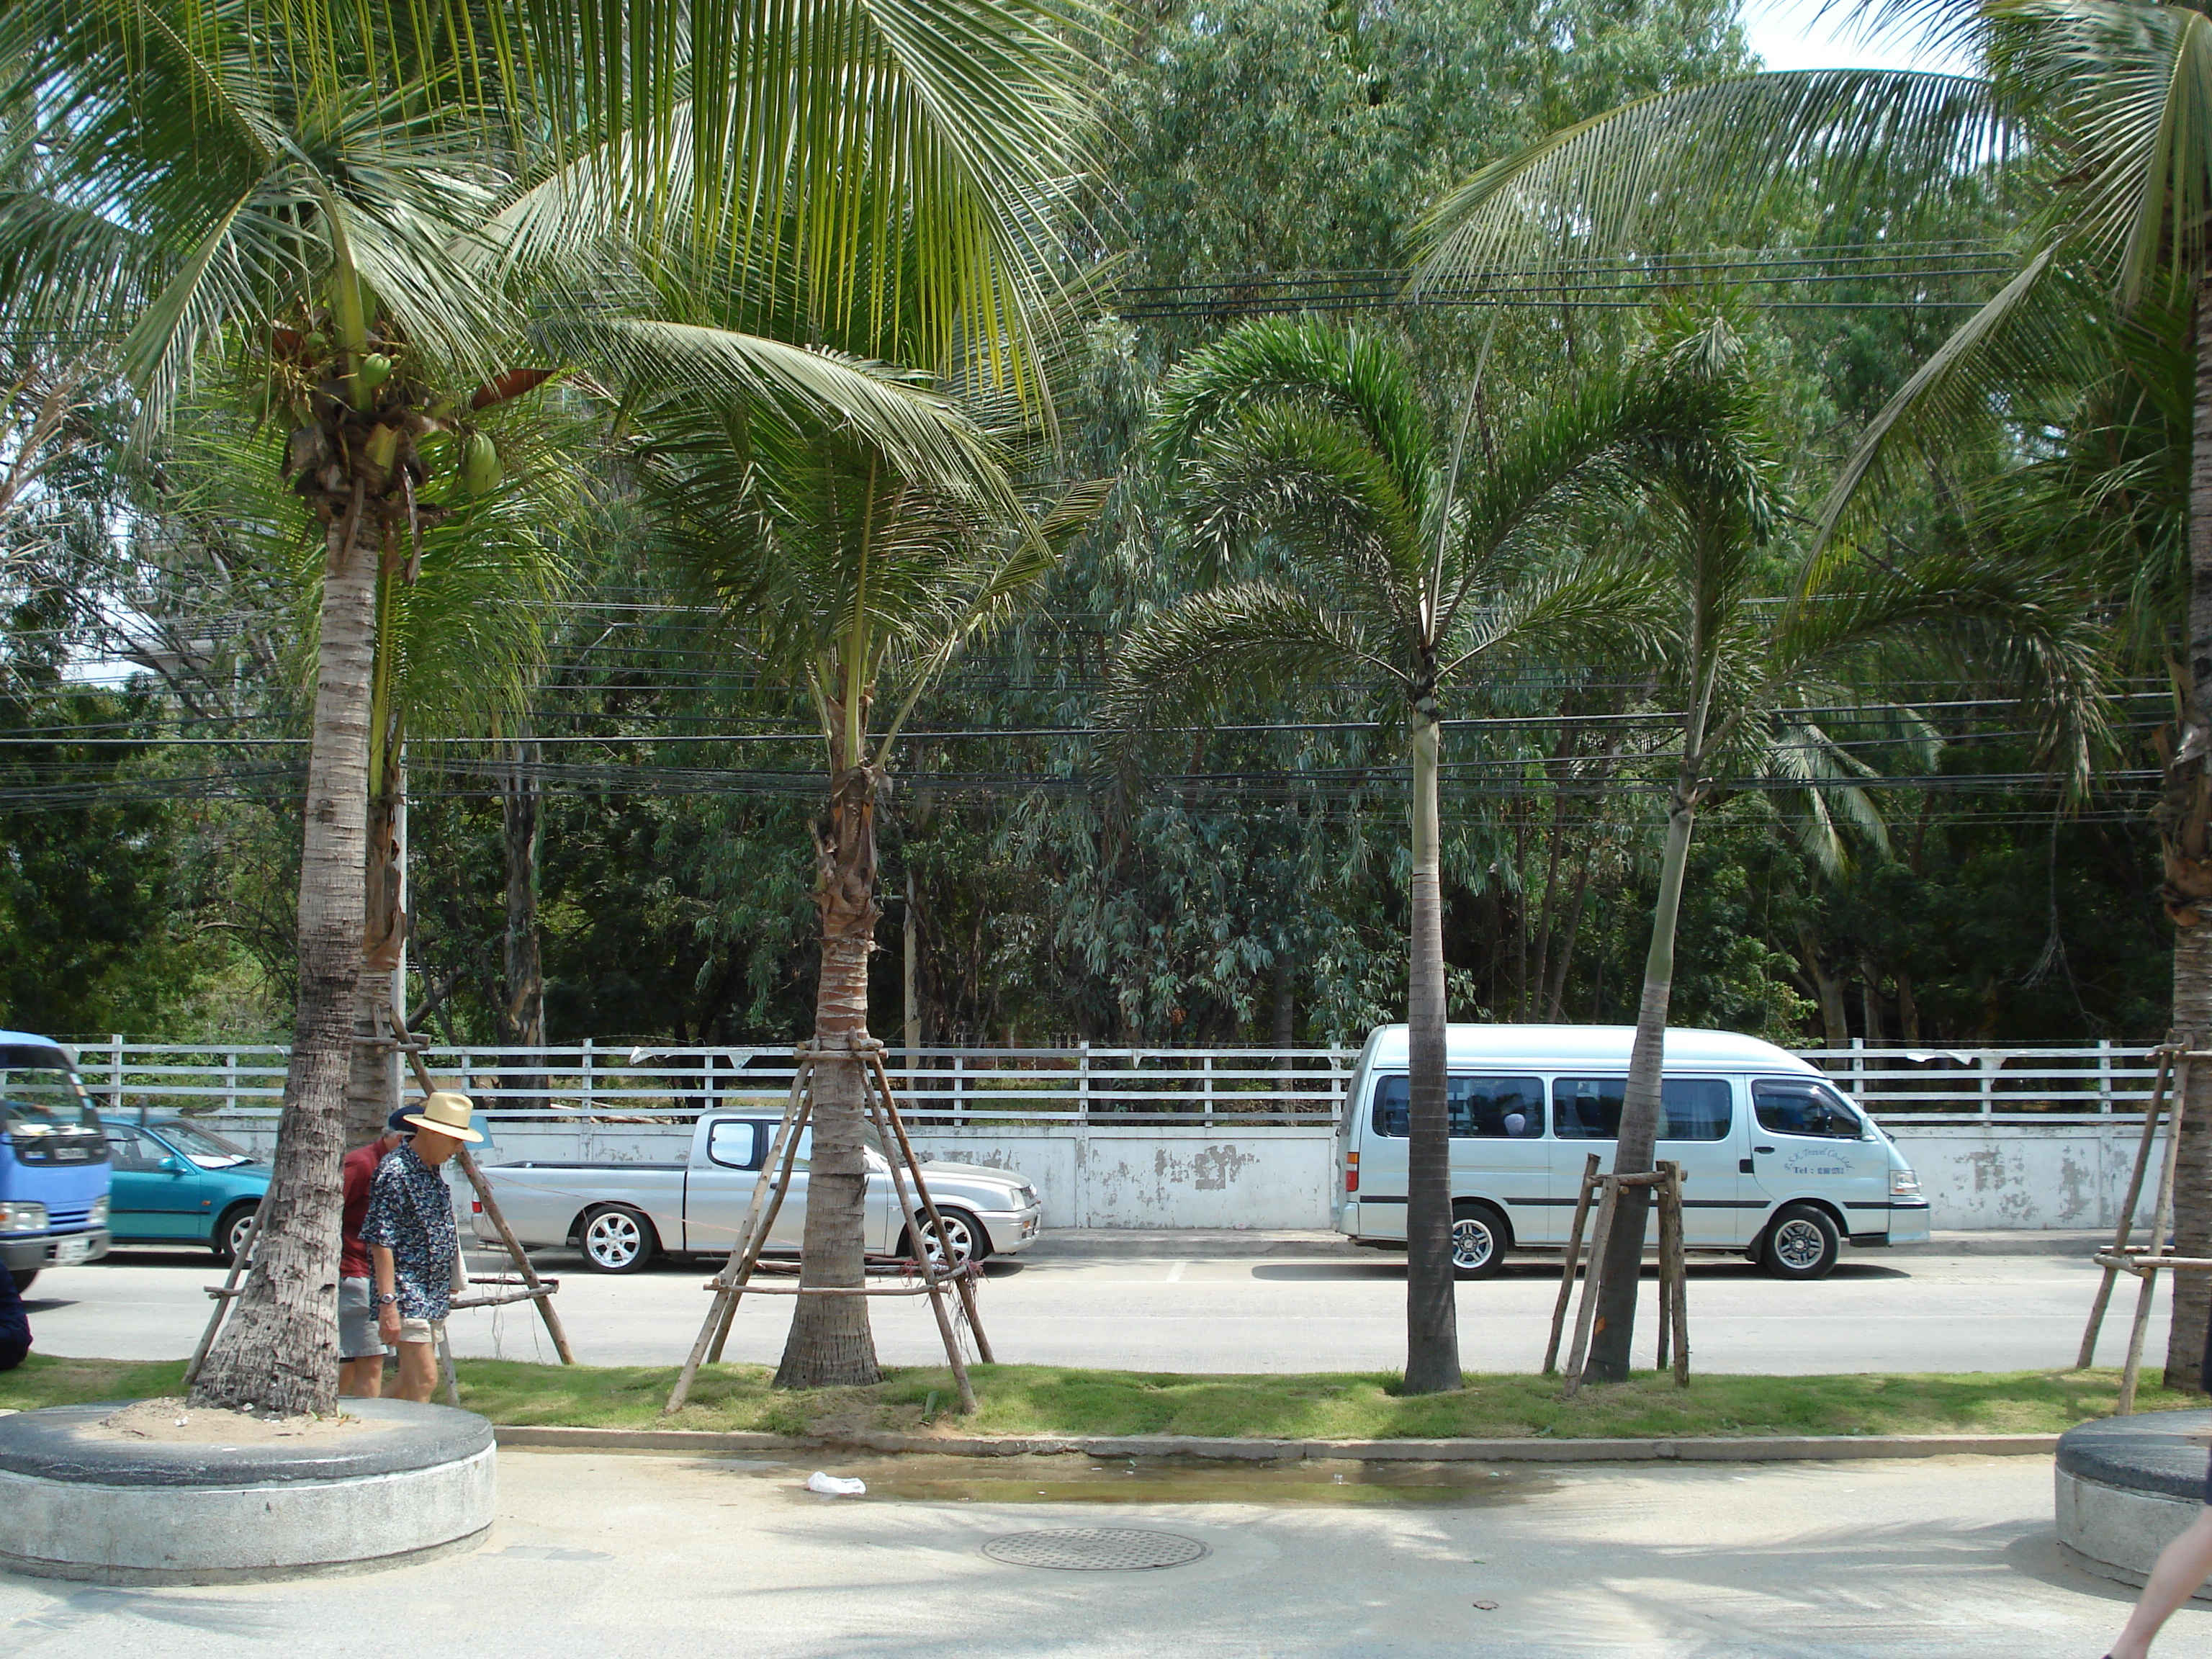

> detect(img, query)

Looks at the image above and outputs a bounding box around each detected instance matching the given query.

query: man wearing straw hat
[361,1092,482,1403]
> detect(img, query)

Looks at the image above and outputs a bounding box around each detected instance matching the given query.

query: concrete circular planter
[0,1398,495,1584]
[2056,1408,2212,1597]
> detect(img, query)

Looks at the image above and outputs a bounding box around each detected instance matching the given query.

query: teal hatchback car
[99,1116,269,1262]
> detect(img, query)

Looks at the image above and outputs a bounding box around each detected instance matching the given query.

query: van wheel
[1450,1202,1509,1280]
[1758,1204,1839,1281]
[579,1205,660,1274]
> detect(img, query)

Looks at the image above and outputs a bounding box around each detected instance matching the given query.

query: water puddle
[703,1453,1557,1508]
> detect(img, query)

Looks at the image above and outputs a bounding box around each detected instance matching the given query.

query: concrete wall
[197,1115,2154,1233]
[1882,1120,2151,1233]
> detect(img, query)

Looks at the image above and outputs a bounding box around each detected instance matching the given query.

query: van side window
[1370,1076,1546,1139]
[706,1120,765,1170]
[1552,1077,1732,1141]
[1753,1079,1864,1140]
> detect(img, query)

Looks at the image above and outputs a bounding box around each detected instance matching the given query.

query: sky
[1736,0,1977,76]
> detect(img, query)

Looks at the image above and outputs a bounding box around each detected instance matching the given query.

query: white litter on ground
[805,1472,866,1496]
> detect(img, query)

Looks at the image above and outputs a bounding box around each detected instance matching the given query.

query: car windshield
[153,1121,255,1167]
[1,1066,99,1138]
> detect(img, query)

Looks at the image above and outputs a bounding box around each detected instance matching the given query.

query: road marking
[1165,1260,1187,1282]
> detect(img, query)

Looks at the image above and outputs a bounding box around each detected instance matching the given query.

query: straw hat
[403,1091,483,1143]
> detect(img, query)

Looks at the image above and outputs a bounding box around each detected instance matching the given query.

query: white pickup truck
[472,1112,1044,1274]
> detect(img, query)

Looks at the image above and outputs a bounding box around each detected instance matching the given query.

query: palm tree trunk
[2158,274,2212,1388]
[1584,792,1696,1385]
[775,756,885,1389]
[343,776,405,1146]
[1403,705,1461,1395]
[500,738,547,1112]
[191,495,377,1416]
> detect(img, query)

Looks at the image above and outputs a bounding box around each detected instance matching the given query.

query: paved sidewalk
[0,1449,2182,1657]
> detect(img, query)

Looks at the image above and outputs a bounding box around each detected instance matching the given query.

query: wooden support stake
[388,1010,574,1367]
[1545,1154,1601,1375]
[1655,1162,1676,1375]
[1562,1176,1620,1398]
[2077,1046,2176,1369]
[1663,1162,1689,1386]
[867,1046,997,1365]
[436,1321,460,1407]
[858,1055,976,1414]
[665,1058,814,1413]
[705,1071,814,1367]
[2120,1046,2193,1415]
[182,1195,265,1389]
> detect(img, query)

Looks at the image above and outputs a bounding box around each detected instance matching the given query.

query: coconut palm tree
[1108,315,1774,1393]
[640,374,1103,1388]
[1414,0,2212,1383]
[0,0,1094,1415]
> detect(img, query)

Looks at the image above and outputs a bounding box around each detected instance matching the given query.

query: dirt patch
[89,1397,387,1445]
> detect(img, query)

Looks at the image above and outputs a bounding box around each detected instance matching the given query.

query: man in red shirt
[339,1110,410,1396]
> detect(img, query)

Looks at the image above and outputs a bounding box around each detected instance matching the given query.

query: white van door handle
[1753,1146,1775,1154]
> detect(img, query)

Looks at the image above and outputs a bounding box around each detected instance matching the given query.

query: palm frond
[1415,68,2018,284]
[1101,580,1400,751]
[1152,318,1434,528]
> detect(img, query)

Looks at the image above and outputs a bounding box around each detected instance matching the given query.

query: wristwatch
[375,1291,400,1307]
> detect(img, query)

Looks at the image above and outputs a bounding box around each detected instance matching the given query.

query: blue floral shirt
[359,1144,458,1321]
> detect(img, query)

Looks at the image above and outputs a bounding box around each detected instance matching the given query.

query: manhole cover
[981,1527,1210,1571]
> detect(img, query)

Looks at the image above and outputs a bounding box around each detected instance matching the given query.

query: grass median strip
[0,1356,2193,1441]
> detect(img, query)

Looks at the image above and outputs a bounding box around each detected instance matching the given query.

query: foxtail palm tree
[1112,316,1769,1394]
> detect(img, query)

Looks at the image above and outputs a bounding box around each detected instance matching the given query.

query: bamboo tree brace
[387,1010,575,1367]
[2074,1036,2212,1415]
[665,1036,993,1416]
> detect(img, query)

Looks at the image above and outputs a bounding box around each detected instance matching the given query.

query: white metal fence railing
[52,1036,2169,1126]
[62,1040,1354,1126]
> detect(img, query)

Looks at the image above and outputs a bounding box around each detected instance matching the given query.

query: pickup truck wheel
[905,1207,987,1269]
[211,1202,258,1265]
[580,1205,659,1274]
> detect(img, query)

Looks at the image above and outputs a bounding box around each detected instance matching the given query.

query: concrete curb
[490,1423,2058,1463]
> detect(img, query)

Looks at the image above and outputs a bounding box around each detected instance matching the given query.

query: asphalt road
[0,1449,2185,1658]
[24,1230,2158,1375]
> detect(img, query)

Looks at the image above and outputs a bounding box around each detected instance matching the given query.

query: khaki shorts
[392,1316,435,1346]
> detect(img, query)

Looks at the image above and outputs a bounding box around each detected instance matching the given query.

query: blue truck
[0,1031,112,1290]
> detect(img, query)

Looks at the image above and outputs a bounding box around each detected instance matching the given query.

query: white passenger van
[1334,1025,1930,1280]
